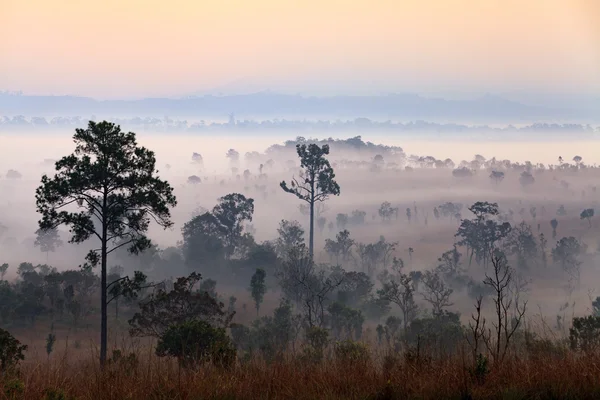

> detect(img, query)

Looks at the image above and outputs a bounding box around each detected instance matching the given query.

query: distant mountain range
[0,91,598,123]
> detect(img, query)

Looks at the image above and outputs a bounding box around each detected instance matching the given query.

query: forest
[2,121,600,399]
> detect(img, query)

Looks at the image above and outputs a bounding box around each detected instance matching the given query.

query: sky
[1,0,599,99]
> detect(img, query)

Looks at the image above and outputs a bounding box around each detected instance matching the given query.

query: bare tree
[421,269,453,316]
[482,249,527,364]
[465,295,487,362]
[377,274,418,334]
[276,244,343,327]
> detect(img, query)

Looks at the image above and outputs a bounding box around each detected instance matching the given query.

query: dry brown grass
[4,338,600,400]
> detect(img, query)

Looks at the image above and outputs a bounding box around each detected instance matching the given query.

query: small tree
[378,201,396,222]
[324,230,355,264]
[155,320,236,369]
[489,170,504,185]
[45,333,56,360]
[34,227,63,261]
[421,269,453,316]
[0,328,27,373]
[377,274,418,334]
[0,264,8,280]
[519,171,535,187]
[552,236,585,285]
[550,218,559,239]
[275,220,305,258]
[580,208,594,228]
[250,268,267,316]
[570,316,600,354]
[129,273,232,339]
[280,144,340,257]
[482,249,526,364]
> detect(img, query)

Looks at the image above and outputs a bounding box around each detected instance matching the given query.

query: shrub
[334,340,369,364]
[570,316,600,353]
[0,328,27,373]
[404,311,463,357]
[469,353,490,385]
[155,320,236,369]
[302,326,329,363]
[44,388,72,400]
[3,378,24,399]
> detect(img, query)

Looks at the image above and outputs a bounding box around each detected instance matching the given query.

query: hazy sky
[1,0,599,99]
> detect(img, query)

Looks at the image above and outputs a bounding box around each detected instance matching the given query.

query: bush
[155,320,236,369]
[404,311,463,357]
[0,328,27,373]
[302,326,329,363]
[3,378,24,399]
[570,316,600,353]
[334,340,369,364]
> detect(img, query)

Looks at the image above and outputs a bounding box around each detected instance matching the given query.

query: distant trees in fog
[2,115,598,136]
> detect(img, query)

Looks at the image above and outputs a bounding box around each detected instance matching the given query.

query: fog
[2,129,600,327]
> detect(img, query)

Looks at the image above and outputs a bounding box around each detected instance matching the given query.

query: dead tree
[482,249,527,364]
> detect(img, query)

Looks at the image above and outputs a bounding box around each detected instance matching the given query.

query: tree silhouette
[34,227,63,261]
[249,268,267,316]
[550,218,559,239]
[280,144,340,257]
[580,208,594,228]
[489,170,504,185]
[35,121,177,366]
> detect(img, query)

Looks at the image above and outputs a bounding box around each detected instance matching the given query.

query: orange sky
[1,0,599,98]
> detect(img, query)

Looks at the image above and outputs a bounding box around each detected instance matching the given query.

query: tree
[0,263,8,280]
[421,269,453,316]
[129,272,232,339]
[378,201,396,222]
[489,171,504,185]
[275,220,305,258]
[504,221,538,270]
[456,202,511,267]
[182,212,227,269]
[336,213,349,230]
[550,218,559,239]
[324,230,355,264]
[6,169,22,179]
[552,236,586,285]
[34,227,63,261]
[226,149,240,166]
[187,175,201,184]
[0,328,27,372]
[156,320,236,369]
[275,244,343,327]
[377,274,417,334]
[35,121,177,366]
[212,193,254,258]
[191,152,204,167]
[452,167,473,178]
[250,268,267,316]
[280,143,340,257]
[580,208,594,227]
[539,233,548,268]
[519,171,535,187]
[482,249,526,364]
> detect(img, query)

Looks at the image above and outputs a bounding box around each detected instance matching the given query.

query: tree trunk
[309,182,315,258]
[100,199,108,367]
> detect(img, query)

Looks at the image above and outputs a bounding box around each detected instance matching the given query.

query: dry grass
[4,337,600,400]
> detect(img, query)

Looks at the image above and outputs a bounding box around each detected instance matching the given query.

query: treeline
[1,115,599,135]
